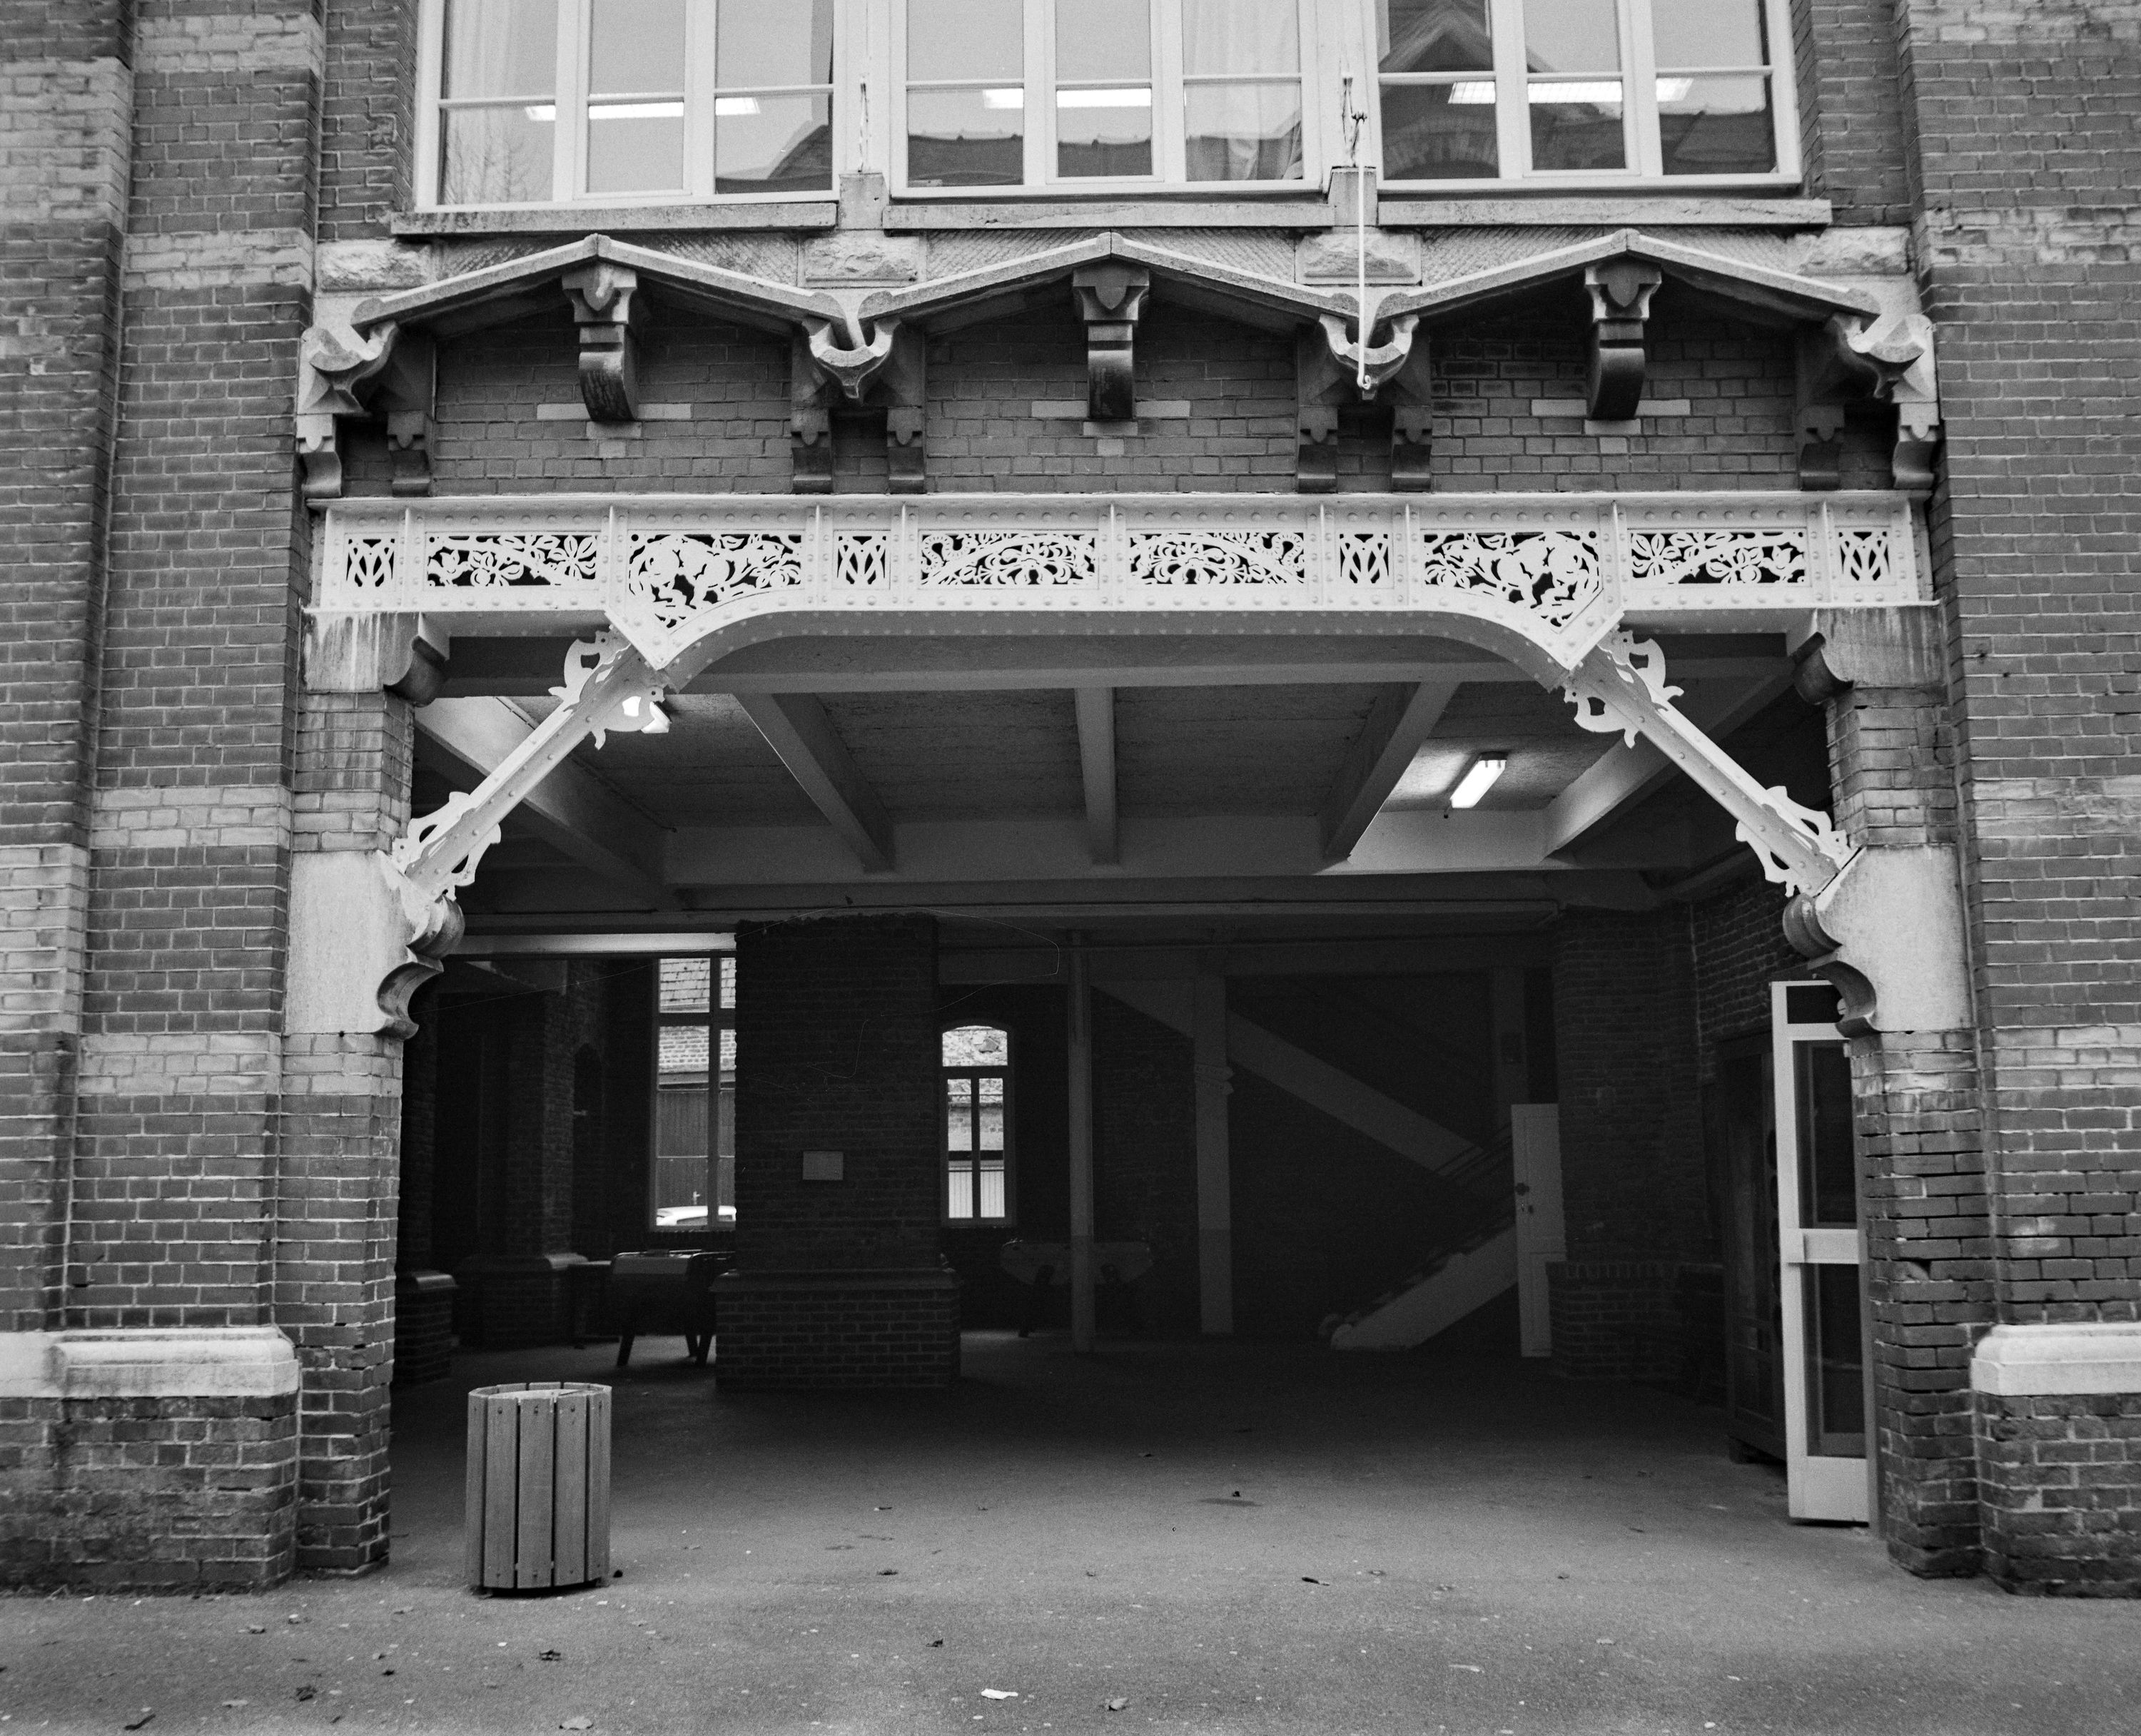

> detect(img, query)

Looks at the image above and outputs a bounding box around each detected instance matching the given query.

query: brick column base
[712,1270,961,1390]
[1974,1324,2141,1596]
[391,1271,457,1388]
[0,1329,299,1590]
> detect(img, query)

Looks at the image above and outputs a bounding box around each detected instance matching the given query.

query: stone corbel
[561,262,644,423]
[285,849,465,1041]
[805,314,897,401]
[798,316,926,494]
[1781,845,1970,1035]
[1583,261,1662,422]
[1070,264,1150,424]
[295,321,398,500]
[881,323,928,495]
[1562,631,1854,897]
[1798,312,1942,493]
[376,330,437,498]
[1295,315,1434,492]
[789,331,836,494]
[303,611,452,704]
[1295,325,1347,494]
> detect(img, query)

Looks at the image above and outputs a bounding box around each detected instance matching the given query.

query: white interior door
[1511,1103,1564,1359]
[1771,983,1870,1523]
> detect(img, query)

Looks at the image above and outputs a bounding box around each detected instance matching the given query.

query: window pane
[442,0,557,98]
[1529,83,1624,170]
[1657,73,1774,174]
[589,107,684,191]
[1185,0,1299,76]
[1652,0,1765,68]
[1059,0,1149,83]
[943,1025,1010,1067]
[946,1076,973,1150]
[718,1027,736,1073]
[978,1075,1005,1151]
[589,0,684,94]
[1185,81,1302,181]
[908,0,1023,81]
[948,1162,975,1219]
[717,91,833,191]
[1806,1265,1866,1458]
[440,104,555,202]
[717,0,834,87]
[978,1159,1007,1219]
[1377,0,1492,75]
[659,1023,709,1073]
[1524,0,1619,72]
[1797,1042,1856,1227]
[907,87,1025,186]
[1058,86,1153,178]
[660,956,711,1013]
[1380,79,1498,178]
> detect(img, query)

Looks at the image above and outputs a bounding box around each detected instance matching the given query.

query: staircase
[1325,1129,1518,1351]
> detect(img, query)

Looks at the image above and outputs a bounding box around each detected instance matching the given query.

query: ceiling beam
[1319,680,1462,862]
[734,692,895,873]
[1542,668,1801,857]
[414,697,674,908]
[1074,686,1118,865]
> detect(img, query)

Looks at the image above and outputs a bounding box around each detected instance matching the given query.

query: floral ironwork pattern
[918,531,1095,587]
[1416,530,1601,626]
[344,536,397,591]
[625,533,803,632]
[1130,529,1310,587]
[1627,529,1807,587]
[426,532,599,592]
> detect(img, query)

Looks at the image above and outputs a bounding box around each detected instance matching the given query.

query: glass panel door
[1771,980,1870,1523]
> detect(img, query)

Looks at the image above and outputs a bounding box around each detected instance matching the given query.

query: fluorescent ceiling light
[1448,76,1691,104]
[1057,87,1153,108]
[589,101,684,119]
[1447,753,1508,809]
[1445,81,1495,104]
[713,96,762,116]
[523,103,558,121]
[1656,77,1694,100]
[982,87,1027,109]
[1528,79,1624,105]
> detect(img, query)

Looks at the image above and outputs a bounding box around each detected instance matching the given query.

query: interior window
[652,953,737,1233]
[1377,0,1786,185]
[942,1024,1013,1223]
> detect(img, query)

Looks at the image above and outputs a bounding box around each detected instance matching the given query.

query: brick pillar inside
[1547,910,1711,1385]
[717,914,958,1389]
[1821,677,1990,1578]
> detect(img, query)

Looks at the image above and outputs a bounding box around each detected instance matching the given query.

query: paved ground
[3,1333,2136,1735]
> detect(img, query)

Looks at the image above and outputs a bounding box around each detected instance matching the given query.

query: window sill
[885,193,1333,230]
[393,200,839,238]
[1377,193,1830,230]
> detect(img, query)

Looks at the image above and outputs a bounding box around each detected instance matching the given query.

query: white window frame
[941,1025,1016,1227]
[649,953,737,1236]
[415,0,849,210]
[1369,0,1802,192]
[891,0,1324,198]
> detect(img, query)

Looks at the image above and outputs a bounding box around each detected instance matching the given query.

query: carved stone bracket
[1783,844,1971,1035]
[1070,263,1150,423]
[1796,310,1942,493]
[792,318,927,494]
[1561,631,1854,897]
[390,632,669,904]
[1583,261,1662,422]
[805,315,896,400]
[303,611,450,704]
[285,848,465,1042]
[789,330,836,494]
[1295,315,1434,493]
[562,262,644,422]
[378,330,437,497]
[295,322,398,500]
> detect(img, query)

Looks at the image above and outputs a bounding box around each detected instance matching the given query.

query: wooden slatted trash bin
[465,1382,612,1591]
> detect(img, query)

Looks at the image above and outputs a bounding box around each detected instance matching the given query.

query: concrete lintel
[1973,1322,2141,1397]
[0,1328,300,1401]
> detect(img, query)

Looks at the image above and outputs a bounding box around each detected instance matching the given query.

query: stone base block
[393,1270,457,1387]
[712,1269,961,1390]
[1974,1324,2141,1597]
[0,1329,300,1591]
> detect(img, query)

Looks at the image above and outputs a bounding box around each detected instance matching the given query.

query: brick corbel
[561,261,645,422]
[1583,261,1662,421]
[1070,263,1150,423]
[295,322,398,500]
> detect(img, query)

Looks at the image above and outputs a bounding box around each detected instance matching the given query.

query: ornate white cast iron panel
[315,491,1925,673]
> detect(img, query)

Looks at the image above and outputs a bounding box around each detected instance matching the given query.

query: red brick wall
[1977,1390,2141,1596]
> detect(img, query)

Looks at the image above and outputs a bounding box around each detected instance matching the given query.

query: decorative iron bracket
[1070,264,1150,423]
[1583,261,1663,421]
[390,632,670,905]
[1561,632,1854,897]
[561,262,645,422]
